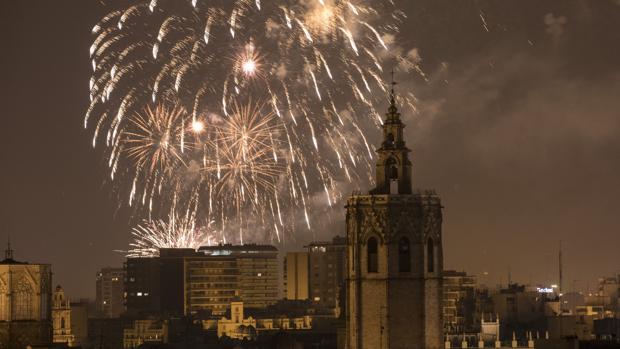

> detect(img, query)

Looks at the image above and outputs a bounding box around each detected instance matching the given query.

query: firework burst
[127,197,218,257]
[87,0,414,245]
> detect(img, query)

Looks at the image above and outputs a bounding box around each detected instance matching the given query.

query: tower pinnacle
[387,68,400,121]
[369,72,412,195]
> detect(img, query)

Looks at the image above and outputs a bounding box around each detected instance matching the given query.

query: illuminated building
[345,89,444,349]
[125,245,279,316]
[202,300,312,340]
[306,236,346,310]
[0,242,52,348]
[122,319,167,349]
[284,252,309,301]
[52,285,75,346]
[186,245,279,315]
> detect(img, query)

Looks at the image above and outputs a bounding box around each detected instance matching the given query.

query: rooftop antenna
[5,235,13,260]
[559,241,563,308]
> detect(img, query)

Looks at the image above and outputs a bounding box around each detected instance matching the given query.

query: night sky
[1,1,618,298]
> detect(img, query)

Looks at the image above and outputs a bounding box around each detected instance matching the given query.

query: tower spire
[387,68,400,121]
[369,71,412,195]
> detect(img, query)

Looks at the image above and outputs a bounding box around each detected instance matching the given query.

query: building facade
[202,300,313,340]
[126,245,279,316]
[0,244,53,348]
[306,236,346,311]
[186,245,279,315]
[123,319,167,349]
[284,252,309,301]
[52,285,75,346]
[96,267,125,318]
[443,270,477,334]
[345,90,444,349]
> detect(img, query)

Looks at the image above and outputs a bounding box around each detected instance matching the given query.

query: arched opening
[398,237,411,272]
[385,158,398,180]
[61,317,66,329]
[367,237,378,273]
[427,238,435,273]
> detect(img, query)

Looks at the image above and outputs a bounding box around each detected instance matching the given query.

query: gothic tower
[345,85,443,349]
[52,285,75,346]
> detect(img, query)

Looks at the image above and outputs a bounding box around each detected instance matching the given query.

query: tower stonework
[345,89,443,349]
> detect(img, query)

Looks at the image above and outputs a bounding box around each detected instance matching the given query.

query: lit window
[137,292,143,296]
[257,273,262,277]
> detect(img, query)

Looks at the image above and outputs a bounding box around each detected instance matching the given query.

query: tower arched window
[367,237,378,273]
[398,237,411,272]
[61,317,66,329]
[427,238,435,273]
[385,158,398,180]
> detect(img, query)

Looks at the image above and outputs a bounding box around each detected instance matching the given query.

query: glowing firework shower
[127,196,217,257]
[85,0,406,250]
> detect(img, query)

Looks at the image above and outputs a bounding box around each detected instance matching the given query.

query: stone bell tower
[345,83,444,349]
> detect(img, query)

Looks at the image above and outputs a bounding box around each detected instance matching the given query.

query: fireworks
[86,0,410,249]
[127,210,217,258]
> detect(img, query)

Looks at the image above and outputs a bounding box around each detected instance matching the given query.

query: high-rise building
[306,236,346,309]
[0,242,53,348]
[284,252,309,301]
[443,270,477,334]
[126,245,279,316]
[52,285,75,346]
[186,245,279,315]
[345,88,444,349]
[125,256,163,315]
[96,267,125,318]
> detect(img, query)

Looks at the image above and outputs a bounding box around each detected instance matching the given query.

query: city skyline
[1,0,619,300]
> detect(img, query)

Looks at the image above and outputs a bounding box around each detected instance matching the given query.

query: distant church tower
[345,83,444,349]
[52,285,75,346]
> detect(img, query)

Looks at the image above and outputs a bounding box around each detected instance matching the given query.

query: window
[398,237,411,272]
[427,238,434,273]
[367,237,378,273]
[13,282,33,320]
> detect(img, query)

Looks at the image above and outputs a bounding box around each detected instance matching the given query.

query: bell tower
[345,81,444,349]
[370,81,412,195]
